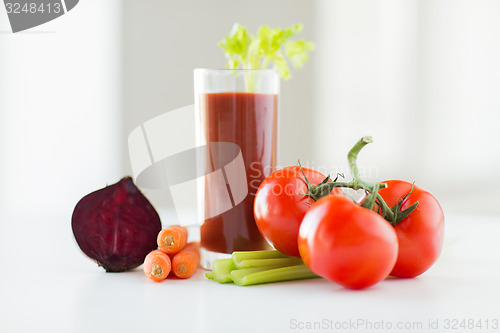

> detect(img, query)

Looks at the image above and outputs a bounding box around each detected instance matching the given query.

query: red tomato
[254,166,340,257]
[378,180,444,278]
[298,195,398,289]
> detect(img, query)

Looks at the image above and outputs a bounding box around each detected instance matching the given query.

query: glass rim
[194,68,278,74]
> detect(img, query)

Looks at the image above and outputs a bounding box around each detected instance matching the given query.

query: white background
[1,0,499,217]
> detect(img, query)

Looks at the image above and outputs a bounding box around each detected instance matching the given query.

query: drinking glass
[194,69,279,268]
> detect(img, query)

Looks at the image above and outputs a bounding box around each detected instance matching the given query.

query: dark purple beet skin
[72,177,162,272]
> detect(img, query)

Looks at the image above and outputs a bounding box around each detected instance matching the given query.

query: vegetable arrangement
[72,23,443,292]
[207,136,445,289]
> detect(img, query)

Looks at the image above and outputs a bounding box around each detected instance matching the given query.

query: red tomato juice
[199,92,278,253]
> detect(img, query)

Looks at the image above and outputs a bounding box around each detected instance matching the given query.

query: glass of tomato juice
[194,69,279,268]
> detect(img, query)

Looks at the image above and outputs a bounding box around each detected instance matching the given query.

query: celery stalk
[231,265,319,286]
[211,258,235,283]
[206,250,319,286]
[236,257,303,269]
[232,250,291,264]
[230,266,279,282]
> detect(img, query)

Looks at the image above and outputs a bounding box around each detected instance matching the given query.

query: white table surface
[1,210,499,333]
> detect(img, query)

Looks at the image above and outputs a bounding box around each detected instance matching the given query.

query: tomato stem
[299,160,334,201]
[301,136,418,225]
[309,136,387,198]
[376,193,396,221]
[361,183,380,210]
[347,136,372,182]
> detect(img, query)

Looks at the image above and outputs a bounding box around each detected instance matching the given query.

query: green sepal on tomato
[298,195,398,290]
[253,166,342,257]
[377,180,444,278]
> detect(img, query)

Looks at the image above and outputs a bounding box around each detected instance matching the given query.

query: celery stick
[211,258,236,283]
[232,250,291,264]
[207,251,316,286]
[231,264,319,286]
[230,266,280,282]
[236,257,303,269]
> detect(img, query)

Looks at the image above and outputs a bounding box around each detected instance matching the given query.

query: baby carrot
[144,250,171,282]
[157,225,188,254]
[172,242,200,279]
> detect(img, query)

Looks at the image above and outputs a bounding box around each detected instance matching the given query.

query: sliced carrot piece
[157,225,188,254]
[144,249,171,282]
[172,242,200,279]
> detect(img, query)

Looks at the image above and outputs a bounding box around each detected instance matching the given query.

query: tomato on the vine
[253,166,342,257]
[298,194,398,289]
[377,180,444,278]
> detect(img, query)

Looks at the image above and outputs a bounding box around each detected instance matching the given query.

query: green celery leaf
[218,23,313,79]
[218,23,254,69]
[281,23,303,39]
[284,40,315,69]
[268,49,291,79]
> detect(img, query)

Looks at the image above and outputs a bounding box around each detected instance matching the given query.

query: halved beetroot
[72,177,162,272]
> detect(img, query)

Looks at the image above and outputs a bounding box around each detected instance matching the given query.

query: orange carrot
[172,242,200,278]
[144,249,171,282]
[157,225,188,254]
